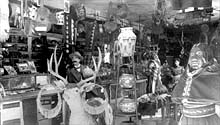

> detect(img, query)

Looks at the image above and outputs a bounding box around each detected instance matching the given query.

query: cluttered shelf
[1,88,62,102]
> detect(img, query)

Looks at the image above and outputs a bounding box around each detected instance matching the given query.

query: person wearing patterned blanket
[172,43,220,125]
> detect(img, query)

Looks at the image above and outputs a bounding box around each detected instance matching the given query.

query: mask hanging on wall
[34,0,51,33]
[76,4,86,21]
[56,11,64,25]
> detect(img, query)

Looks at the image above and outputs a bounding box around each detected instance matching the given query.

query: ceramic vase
[119,73,135,88]
[117,27,136,57]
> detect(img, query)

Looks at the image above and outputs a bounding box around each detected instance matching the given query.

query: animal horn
[77,47,102,87]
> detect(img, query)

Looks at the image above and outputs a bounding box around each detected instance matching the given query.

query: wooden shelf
[115,110,138,117]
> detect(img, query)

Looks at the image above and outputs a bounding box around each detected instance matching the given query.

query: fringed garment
[173,68,220,125]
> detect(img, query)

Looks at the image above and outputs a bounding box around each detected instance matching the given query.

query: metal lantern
[117,27,136,57]
[119,73,135,88]
[119,98,136,113]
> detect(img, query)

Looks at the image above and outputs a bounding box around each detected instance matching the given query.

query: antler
[77,47,102,87]
[47,45,67,86]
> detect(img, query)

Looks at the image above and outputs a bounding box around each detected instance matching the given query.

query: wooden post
[60,100,66,125]
[20,0,24,29]
[27,37,32,59]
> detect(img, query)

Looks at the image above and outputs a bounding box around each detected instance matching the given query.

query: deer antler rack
[47,45,67,87]
[77,47,102,87]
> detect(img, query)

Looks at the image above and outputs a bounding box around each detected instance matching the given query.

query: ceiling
[44,0,220,26]
[44,0,157,23]
[78,0,156,23]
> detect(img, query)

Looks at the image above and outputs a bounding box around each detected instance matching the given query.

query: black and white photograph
[0,0,220,125]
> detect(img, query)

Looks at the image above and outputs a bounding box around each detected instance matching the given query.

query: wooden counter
[0,78,147,125]
[0,89,63,125]
[1,89,62,102]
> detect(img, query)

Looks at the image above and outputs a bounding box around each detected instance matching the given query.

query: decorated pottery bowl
[119,98,136,113]
[119,74,135,88]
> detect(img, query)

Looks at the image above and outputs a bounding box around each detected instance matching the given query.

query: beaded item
[183,103,215,118]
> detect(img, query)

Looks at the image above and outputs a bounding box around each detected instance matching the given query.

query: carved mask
[188,43,207,70]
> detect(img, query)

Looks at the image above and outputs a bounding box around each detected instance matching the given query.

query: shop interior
[0,0,220,125]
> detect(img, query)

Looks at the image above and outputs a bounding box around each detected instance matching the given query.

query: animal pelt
[63,87,97,125]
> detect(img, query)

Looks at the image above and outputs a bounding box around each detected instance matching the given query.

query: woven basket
[82,84,109,115]
[36,86,62,119]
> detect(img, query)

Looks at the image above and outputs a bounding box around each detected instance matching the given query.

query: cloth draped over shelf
[171,0,212,10]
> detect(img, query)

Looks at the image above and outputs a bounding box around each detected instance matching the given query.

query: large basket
[81,83,109,115]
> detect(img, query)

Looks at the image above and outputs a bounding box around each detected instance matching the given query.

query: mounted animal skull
[37,45,113,125]
[62,86,96,125]
[34,0,51,32]
[28,4,38,20]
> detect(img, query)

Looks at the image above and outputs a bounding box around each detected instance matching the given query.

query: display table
[0,89,63,125]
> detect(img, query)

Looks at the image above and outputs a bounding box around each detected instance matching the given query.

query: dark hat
[174,58,180,62]
[69,51,83,61]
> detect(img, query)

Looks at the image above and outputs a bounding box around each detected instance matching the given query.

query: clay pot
[119,74,135,88]
[119,98,136,113]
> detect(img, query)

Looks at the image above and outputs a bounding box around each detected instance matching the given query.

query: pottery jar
[117,27,136,57]
[119,73,135,88]
[119,97,136,113]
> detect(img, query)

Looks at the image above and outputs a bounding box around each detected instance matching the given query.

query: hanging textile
[0,0,10,42]
[116,0,129,19]
[76,4,86,21]
[171,0,212,10]
[104,1,117,33]
[106,1,115,20]
[155,0,166,17]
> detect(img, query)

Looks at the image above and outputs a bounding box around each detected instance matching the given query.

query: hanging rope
[180,30,185,55]
[36,85,62,119]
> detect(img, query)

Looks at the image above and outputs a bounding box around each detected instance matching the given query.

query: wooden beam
[85,6,144,31]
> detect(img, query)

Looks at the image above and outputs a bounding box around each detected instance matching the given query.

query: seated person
[171,58,184,85]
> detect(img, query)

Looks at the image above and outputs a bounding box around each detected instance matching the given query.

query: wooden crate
[0,100,24,125]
